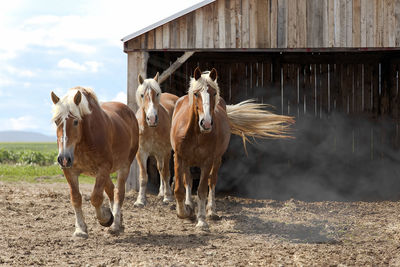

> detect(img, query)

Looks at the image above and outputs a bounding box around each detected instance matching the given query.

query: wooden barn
[122,0,400,200]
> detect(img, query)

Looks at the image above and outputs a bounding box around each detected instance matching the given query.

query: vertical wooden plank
[242,0,250,48]
[213,2,220,49]
[360,0,367,47]
[257,0,270,47]
[162,23,170,49]
[203,5,213,48]
[339,0,346,46]
[195,8,204,48]
[277,0,287,48]
[388,0,396,47]
[147,30,155,50]
[322,0,329,47]
[307,0,323,47]
[287,0,297,47]
[270,0,278,48]
[366,0,375,47]
[187,12,195,48]
[155,27,163,49]
[179,17,187,49]
[345,0,353,47]
[396,0,400,46]
[334,0,341,46]
[297,0,307,48]
[218,0,226,48]
[375,0,383,47]
[352,0,361,47]
[235,0,242,48]
[230,0,237,48]
[170,20,179,49]
[249,0,258,48]
[140,34,147,50]
[328,0,335,47]
[126,51,149,192]
[225,0,232,48]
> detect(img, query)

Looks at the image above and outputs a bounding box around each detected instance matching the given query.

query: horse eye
[194,93,198,97]
[156,93,160,97]
[73,120,78,126]
[213,92,217,96]
[141,94,144,98]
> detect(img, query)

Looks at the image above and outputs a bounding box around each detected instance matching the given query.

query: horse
[170,67,294,229]
[134,73,179,206]
[50,86,139,238]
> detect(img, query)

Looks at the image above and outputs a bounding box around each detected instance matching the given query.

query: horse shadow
[116,231,222,249]
[224,214,340,244]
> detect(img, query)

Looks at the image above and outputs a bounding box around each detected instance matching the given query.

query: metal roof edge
[121,0,215,43]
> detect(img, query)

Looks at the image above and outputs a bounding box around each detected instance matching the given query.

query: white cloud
[8,115,39,130]
[112,91,127,104]
[57,58,102,72]
[5,66,35,77]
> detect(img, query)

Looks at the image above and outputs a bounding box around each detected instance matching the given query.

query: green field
[0,142,112,184]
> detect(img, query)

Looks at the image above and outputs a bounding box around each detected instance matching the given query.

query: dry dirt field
[1,181,400,266]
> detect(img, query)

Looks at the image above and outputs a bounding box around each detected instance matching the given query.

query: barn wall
[125,0,400,51]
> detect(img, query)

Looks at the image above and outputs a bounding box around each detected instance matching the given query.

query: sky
[0,0,202,136]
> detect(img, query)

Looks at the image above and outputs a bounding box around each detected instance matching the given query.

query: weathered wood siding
[125,0,400,51]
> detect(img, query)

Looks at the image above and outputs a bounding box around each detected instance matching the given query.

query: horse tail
[226,99,295,152]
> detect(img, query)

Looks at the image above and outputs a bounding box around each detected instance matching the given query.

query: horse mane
[136,78,162,107]
[51,86,98,123]
[188,71,220,108]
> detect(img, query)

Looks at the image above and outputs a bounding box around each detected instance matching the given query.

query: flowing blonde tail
[226,100,295,151]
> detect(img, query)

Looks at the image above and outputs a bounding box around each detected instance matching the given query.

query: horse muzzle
[199,118,213,133]
[146,114,158,127]
[57,153,74,168]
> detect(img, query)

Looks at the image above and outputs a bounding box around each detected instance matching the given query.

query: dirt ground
[1,181,400,266]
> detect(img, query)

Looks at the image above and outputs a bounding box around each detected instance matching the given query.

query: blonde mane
[188,71,220,108]
[51,86,98,123]
[136,78,162,107]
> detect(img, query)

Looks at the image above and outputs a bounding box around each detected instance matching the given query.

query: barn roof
[121,0,215,42]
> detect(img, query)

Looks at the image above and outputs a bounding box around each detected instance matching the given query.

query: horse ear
[154,72,159,82]
[194,67,201,80]
[209,68,217,81]
[138,74,144,85]
[51,91,60,104]
[74,91,82,106]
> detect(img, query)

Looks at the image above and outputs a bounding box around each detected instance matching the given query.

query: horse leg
[109,165,130,234]
[156,154,173,203]
[196,162,213,229]
[104,176,115,211]
[64,170,88,238]
[174,154,193,219]
[134,151,148,207]
[91,172,114,228]
[207,158,221,220]
[184,169,194,209]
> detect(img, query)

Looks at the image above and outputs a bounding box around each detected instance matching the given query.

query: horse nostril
[211,120,214,126]
[155,114,158,122]
[67,157,71,164]
[200,119,204,127]
[57,156,62,165]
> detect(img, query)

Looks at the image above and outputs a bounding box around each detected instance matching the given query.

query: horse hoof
[163,197,173,205]
[73,230,88,239]
[100,212,114,227]
[108,226,120,236]
[134,200,145,207]
[196,220,209,230]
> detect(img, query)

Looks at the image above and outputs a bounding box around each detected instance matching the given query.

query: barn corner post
[126,51,149,192]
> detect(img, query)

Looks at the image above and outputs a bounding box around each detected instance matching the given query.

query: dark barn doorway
[145,51,400,201]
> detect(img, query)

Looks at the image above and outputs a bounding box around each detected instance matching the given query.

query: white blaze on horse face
[200,90,212,130]
[145,89,157,126]
[62,120,67,152]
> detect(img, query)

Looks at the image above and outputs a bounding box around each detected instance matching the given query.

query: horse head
[51,88,92,168]
[189,67,219,133]
[136,73,162,127]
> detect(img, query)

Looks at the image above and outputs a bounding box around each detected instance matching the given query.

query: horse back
[101,101,139,164]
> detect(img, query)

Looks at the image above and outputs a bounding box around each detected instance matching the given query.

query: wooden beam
[158,51,195,84]
[126,51,149,192]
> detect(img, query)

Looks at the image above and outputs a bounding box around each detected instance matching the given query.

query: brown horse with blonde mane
[134,73,179,206]
[51,86,139,238]
[171,67,294,229]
